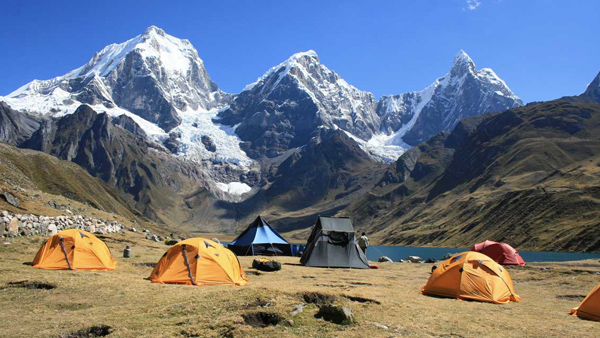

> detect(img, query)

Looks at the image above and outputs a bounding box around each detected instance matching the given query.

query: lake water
[227,241,600,263]
[364,245,600,263]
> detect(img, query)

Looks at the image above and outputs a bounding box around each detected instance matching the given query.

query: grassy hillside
[345,101,600,252]
[0,142,172,235]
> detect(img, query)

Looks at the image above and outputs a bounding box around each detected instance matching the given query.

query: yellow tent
[571,284,600,321]
[421,251,521,304]
[33,229,117,270]
[148,238,247,286]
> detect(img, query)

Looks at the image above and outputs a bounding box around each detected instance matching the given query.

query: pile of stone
[1,210,123,237]
[144,229,162,242]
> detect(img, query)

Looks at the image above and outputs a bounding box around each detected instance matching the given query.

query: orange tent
[148,238,247,286]
[33,229,117,270]
[571,284,600,321]
[421,251,521,304]
[471,240,526,266]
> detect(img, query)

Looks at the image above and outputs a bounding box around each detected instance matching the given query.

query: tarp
[571,284,600,321]
[149,238,247,286]
[228,216,292,256]
[300,216,369,269]
[471,240,526,266]
[32,229,117,271]
[421,251,521,304]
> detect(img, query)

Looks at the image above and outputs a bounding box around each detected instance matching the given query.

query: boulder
[0,192,19,208]
[315,305,354,325]
[378,256,393,263]
[39,221,48,236]
[289,304,305,316]
[8,218,19,236]
[406,256,422,263]
[441,252,455,260]
[47,223,57,235]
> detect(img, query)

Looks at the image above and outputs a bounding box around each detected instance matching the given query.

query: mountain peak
[143,25,166,37]
[241,50,321,92]
[582,70,600,103]
[285,50,320,65]
[451,50,476,75]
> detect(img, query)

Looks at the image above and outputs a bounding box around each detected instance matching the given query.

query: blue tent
[228,216,293,256]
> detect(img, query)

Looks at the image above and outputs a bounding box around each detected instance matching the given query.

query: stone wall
[1,210,123,237]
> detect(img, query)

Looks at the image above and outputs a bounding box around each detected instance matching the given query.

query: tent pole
[59,237,72,270]
[181,245,196,285]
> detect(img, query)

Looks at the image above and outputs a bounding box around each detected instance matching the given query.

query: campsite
[1,2,599,337]
[1,226,599,338]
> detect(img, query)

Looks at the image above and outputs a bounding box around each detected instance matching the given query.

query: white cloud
[465,0,482,10]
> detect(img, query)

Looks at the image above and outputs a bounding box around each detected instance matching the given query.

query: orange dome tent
[471,240,526,266]
[571,284,600,321]
[148,238,247,286]
[421,251,521,304]
[33,229,117,270]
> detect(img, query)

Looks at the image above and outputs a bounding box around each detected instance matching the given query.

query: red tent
[470,240,526,266]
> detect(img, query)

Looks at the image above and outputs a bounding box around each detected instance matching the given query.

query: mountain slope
[215,128,387,233]
[217,51,379,158]
[345,100,600,252]
[0,102,42,146]
[0,142,138,219]
[19,104,218,226]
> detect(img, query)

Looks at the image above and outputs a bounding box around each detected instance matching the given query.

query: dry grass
[0,232,599,337]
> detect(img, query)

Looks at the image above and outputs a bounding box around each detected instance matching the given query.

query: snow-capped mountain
[376,50,523,148]
[216,50,379,158]
[216,49,521,162]
[1,26,255,190]
[1,26,523,205]
[5,26,229,131]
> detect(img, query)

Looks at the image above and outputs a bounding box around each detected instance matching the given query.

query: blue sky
[0,0,598,103]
